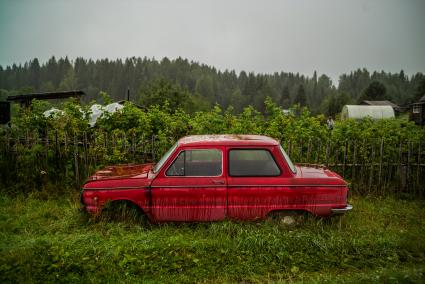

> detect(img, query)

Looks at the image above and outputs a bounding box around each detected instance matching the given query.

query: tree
[58,69,77,90]
[29,58,41,90]
[359,81,387,102]
[414,77,425,102]
[139,79,202,113]
[1,56,423,114]
[293,84,306,106]
[280,85,290,108]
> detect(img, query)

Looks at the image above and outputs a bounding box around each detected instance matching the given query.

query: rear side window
[229,149,281,176]
[166,149,222,176]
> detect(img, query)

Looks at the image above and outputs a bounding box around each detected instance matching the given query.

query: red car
[81,135,352,222]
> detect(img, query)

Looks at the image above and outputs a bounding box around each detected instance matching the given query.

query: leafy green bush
[1,97,424,194]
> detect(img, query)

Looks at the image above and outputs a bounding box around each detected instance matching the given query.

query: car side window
[229,149,281,176]
[166,149,222,176]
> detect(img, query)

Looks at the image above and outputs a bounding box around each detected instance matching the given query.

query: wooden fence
[1,129,424,196]
[281,138,424,196]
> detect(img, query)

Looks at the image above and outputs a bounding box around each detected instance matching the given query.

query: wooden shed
[7,90,85,108]
[410,95,425,125]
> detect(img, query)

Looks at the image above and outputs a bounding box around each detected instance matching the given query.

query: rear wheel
[267,210,309,226]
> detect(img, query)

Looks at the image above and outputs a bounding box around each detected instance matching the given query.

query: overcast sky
[0,0,424,84]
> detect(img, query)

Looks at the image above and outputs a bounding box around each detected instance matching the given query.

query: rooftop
[7,90,85,102]
[361,100,399,108]
[178,134,279,146]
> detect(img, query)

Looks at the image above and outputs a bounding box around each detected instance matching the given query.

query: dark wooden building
[7,90,85,108]
[0,101,11,124]
[410,95,425,126]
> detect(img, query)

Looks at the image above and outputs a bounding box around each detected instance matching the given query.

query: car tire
[102,201,149,224]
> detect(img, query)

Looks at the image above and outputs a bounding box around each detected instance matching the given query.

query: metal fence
[1,129,424,196]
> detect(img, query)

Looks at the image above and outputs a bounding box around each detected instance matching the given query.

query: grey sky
[1,0,424,84]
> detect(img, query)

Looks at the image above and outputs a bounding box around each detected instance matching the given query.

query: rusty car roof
[177,135,279,147]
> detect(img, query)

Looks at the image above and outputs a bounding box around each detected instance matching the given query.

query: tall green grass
[0,194,424,283]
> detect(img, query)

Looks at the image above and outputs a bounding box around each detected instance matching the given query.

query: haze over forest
[0,56,424,116]
[0,0,424,115]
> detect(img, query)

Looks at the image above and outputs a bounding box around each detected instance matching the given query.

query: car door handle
[212,180,225,185]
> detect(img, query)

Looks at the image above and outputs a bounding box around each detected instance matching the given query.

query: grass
[0,193,424,283]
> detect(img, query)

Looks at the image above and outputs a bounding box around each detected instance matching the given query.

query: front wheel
[102,201,149,224]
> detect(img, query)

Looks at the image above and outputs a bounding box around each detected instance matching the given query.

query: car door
[226,146,295,220]
[150,146,226,222]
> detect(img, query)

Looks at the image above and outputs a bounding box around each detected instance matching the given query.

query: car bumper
[331,204,353,214]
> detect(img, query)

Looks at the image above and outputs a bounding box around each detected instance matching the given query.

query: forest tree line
[0,56,424,115]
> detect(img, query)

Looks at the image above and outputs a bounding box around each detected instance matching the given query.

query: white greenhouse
[341,105,395,120]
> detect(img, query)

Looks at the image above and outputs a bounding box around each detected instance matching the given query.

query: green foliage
[0,194,423,282]
[139,79,209,113]
[99,91,112,105]
[1,97,425,194]
[293,84,307,106]
[321,91,351,117]
[359,81,387,102]
[2,57,424,115]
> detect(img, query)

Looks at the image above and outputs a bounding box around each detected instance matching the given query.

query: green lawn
[0,193,424,283]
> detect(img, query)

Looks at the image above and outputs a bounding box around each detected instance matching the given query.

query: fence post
[132,132,136,163]
[407,142,412,194]
[112,132,116,151]
[325,139,330,168]
[141,134,146,162]
[64,132,67,152]
[368,140,376,193]
[91,132,96,166]
[74,133,79,188]
[6,129,10,152]
[123,132,127,156]
[296,139,301,162]
[151,135,155,162]
[334,141,339,171]
[104,131,108,154]
[378,138,384,193]
[83,131,88,179]
[398,141,403,196]
[316,139,322,164]
[352,140,357,191]
[417,142,421,194]
[287,139,292,157]
[343,140,348,177]
[55,130,59,170]
[307,139,312,163]
[64,132,68,183]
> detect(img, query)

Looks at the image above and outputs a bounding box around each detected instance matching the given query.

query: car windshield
[279,145,297,174]
[153,142,178,173]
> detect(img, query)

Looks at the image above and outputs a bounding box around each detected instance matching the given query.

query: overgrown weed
[0,194,424,283]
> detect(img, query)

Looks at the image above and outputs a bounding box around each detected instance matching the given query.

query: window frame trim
[164,148,224,177]
[412,104,421,114]
[227,148,282,177]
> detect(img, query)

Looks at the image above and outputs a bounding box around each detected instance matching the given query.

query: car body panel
[150,145,227,221]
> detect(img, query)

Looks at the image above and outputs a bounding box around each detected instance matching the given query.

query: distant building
[7,90,85,108]
[360,100,401,114]
[341,105,395,120]
[410,95,425,126]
